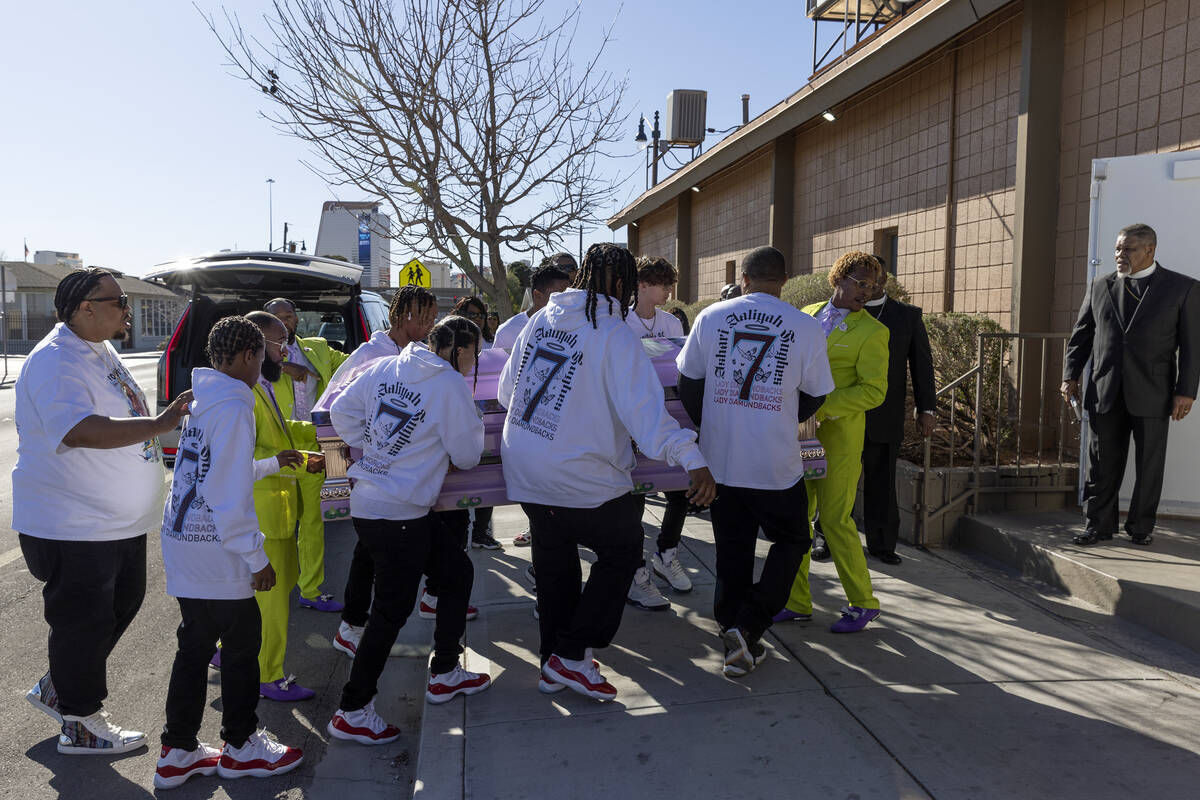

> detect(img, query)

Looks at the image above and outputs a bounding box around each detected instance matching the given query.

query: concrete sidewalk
[414,501,1200,800]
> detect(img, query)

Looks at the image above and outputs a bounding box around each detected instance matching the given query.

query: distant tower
[314,201,392,287]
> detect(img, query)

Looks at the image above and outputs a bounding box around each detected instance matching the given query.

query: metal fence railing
[915,332,1081,546]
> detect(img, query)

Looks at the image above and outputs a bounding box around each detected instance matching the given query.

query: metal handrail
[915,331,1079,546]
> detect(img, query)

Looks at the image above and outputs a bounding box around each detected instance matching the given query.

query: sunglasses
[86,294,129,309]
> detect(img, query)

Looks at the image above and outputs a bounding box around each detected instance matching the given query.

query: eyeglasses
[463,311,484,320]
[842,277,879,291]
[264,338,288,350]
[86,294,129,309]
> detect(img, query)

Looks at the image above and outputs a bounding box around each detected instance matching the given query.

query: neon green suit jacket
[802,302,890,456]
[252,383,313,539]
[269,336,349,451]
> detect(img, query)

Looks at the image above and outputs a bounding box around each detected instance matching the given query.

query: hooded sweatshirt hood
[542,287,626,332]
[189,367,255,417]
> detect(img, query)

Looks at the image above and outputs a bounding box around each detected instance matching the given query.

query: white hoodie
[497,288,706,508]
[330,343,484,520]
[161,369,271,600]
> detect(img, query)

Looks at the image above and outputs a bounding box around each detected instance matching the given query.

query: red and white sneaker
[216,730,303,779]
[154,743,220,789]
[537,673,566,694]
[426,664,491,704]
[542,653,617,701]
[332,621,362,658]
[418,591,478,621]
[328,700,401,746]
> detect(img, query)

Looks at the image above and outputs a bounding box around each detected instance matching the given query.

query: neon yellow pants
[786,442,879,614]
[296,469,327,600]
[257,535,300,684]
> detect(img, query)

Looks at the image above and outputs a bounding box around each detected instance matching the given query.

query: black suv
[148,250,391,464]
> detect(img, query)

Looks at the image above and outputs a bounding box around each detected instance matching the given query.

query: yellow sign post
[400,258,431,288]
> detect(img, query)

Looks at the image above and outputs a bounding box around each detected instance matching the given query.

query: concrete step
[954,510,1200,654]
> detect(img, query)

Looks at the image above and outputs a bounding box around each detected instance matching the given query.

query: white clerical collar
[1123,261,1158,280]
[865,295,887,308]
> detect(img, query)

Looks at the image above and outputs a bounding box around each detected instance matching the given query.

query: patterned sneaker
[426,664,492,704]
[328,700,401,745]
[772,608,812,623]
[154,743,221,789]
[26,671,62,724]
[542,654,617,701]
[299,593,345,613]
[58,710,147,755]
[216,730,303,779]
[333,621,363,658]
[259,675,315,702]
[626,566,670,611]
[651,548,693,593]
[830,606,881,633]
[721,627,765,678]
[418,591,479,621]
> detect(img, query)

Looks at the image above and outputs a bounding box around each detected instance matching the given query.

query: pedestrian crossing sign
[400,258,431,288]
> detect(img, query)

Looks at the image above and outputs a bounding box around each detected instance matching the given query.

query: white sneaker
[333,621,363,658]
[626,566,670,611]
[154,743,220,789]
[57,709,146,755]
[217,730,303,779]
[26,671,62,723]
[542,654,617,701]
[328,700,401,745]
[537,672,566,694]
[426,664,492,704]
[651,548,693,593]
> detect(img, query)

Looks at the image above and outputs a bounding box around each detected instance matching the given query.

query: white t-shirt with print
[13,323,167,541]
[625,307,685,340]
[676,293,835,490]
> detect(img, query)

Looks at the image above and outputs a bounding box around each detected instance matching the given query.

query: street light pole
[266,178,275,251]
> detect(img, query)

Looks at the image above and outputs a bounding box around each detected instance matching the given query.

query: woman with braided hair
[15,268,193,755]
[497,243,716,702]
[327,314,491,745]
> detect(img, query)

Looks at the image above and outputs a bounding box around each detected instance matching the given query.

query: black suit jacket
[865,299,936,444]
[1064,264,1200,417]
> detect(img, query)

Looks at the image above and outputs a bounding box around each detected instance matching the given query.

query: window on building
[139,298,177,338]
[725,260,737,286]
[873,229,899,275]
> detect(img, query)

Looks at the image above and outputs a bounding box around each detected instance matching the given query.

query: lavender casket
[311,337,826,521]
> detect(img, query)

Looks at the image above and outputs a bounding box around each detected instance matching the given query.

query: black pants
[1085,396,1170,538]
[424,510,469,598]
[861,440,901,554]
[162,597,260,750]
[634,490,689,553]
[709,480,811,643]
[523,494,643,663]
[19,533,146,718]
[340,513,472,711]
[471,506,494,538]
[341,538,374,628]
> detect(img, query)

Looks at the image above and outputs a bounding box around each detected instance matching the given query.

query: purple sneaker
[209,650,221,669]
[299,593,345,613]
[772,609,813,623]
[830,606,881,633]
[260,676,316,702]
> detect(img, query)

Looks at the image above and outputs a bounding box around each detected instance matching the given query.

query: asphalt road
[0,354,426,799]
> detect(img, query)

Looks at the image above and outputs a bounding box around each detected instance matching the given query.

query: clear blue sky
[1,1,815,280]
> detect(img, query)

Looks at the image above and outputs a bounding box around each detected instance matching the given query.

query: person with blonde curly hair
[776,250,890,633]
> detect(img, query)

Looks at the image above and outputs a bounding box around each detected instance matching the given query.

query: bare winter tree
[206,0,627,317]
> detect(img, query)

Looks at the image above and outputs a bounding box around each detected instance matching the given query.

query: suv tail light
[161,306,191,401]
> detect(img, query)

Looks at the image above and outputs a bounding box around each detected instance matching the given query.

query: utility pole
[266,178,275,251]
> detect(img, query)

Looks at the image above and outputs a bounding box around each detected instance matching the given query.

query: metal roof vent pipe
[742,94,750,125]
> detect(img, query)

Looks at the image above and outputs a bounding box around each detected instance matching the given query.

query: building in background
[314,201,392,289]
[0,261,185,353]
[609,0,1200,338]
[33,250,82,269]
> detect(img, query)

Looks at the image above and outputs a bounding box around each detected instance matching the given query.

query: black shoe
[1129,533,1153,546]
[471,531,504,550]
[1072,529,1113,545]
[869,550,902,565]
[810,535,831,561]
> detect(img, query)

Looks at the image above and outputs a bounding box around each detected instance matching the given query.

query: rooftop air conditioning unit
[665,90,708,146]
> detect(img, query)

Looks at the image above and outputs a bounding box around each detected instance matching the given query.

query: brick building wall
[637,201,678,267]
[691,148,773,300]
[1052,0,1200,333]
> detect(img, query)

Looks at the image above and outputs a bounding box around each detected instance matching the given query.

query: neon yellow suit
[252,382,312,684]
[270,336,347,601]
[785,302,889,614]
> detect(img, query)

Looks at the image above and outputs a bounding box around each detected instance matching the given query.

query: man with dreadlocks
[15,268,192,754]
[498,243,716,702]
